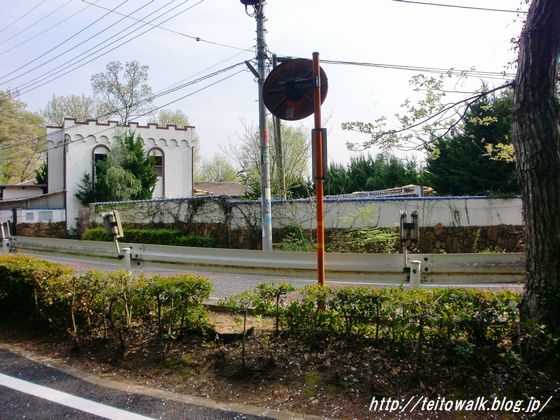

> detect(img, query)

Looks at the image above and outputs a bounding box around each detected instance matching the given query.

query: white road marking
[0,373,154,420]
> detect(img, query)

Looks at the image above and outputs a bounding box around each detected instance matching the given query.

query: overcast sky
[0,0,527,166]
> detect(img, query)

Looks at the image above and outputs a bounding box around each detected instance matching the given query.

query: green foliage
[275,222,398,254]
[143,274,212,337]
[424,91,518,195]
[0,91,45,183]
[41,94,111,126]
[327,227,399,253]
[35,161,48,186]
[325,153,424,195]
[0,254,75,320]
[82,227,216,247]
[75,131,157,205]
[0,255,212,347]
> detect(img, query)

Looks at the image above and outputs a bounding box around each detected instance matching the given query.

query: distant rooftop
[193,182,247,198]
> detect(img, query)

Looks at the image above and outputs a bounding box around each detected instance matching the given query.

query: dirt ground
[0,311,558,419]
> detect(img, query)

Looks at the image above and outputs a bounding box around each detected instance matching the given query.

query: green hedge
[82,227,216,248]
[0,255,212,346]
[221,283,521,356]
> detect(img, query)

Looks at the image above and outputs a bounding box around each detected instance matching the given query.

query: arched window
[148,147,165,197]
[91,145,110,181]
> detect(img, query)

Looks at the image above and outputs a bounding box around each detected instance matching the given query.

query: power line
[0,1,101,56]
[0,0,74,47]
[391,0,528,14]
[0,0,48,35]
[7,0,161,90]
[82,0,252,52]
[318,58,515,80]
[0,0,129,83]
[14,0,205,95]
[2,62,247,154]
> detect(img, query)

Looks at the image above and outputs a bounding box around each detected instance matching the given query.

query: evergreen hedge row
[82,227,216,248]
[0,255,212,346]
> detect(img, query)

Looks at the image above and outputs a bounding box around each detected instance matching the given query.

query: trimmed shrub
[0,255,212,347]
[142,274,212,337]
[0,254,75,320]
[82,227,216,248]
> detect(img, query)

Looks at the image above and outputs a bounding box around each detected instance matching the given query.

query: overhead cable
[0,0,74,46]
[0,0,48,35]
[82,0,252,52]
[0,1,100,56]
[392,0,528,14]
[14,0,205,94]
[0,0,129,82]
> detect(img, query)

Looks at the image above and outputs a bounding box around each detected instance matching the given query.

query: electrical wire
[0,1,101,57]
[82,0,252,52]
[2,62,248,154]
[8,0,162,90]
[0,0,48,35]
[0,0,75,47]
[0,0,129,83]
[391,0,528,14]
[13,0,205,95]
[318,58,515,80]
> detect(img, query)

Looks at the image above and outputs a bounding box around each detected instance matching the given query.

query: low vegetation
[1,254,558,418]
[82,226,216,248]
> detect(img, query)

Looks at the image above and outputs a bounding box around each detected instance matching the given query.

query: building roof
[193,182,247,197]
[0,181,46,188]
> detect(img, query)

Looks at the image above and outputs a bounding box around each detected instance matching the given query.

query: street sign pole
[312,52,325,286]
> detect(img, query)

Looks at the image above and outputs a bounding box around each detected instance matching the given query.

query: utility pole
[241,0,273,250]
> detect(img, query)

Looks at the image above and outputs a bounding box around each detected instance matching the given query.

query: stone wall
[16,222,67,238]
[87,196,525,253]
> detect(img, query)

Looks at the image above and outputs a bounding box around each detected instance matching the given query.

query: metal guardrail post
[121,247,132,273]
[1,238,9,255]
[409,260,422,288]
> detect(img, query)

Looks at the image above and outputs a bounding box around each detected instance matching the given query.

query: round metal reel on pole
[263,58,328,121]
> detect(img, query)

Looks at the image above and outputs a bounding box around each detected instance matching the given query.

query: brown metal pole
[313,52,325,286]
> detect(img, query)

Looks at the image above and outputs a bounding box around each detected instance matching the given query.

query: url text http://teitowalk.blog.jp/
[368,395,553,415]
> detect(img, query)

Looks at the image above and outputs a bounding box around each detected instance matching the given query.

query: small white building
[46,118,196,231]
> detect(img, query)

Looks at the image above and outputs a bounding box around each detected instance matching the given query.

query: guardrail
[13,236,526,284]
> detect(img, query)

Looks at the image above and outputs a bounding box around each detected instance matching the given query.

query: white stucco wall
[90,196,524,230]
[1,186,44,200]
[47,118,195,231]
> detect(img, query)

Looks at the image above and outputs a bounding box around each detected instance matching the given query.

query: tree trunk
[512,0,560,334]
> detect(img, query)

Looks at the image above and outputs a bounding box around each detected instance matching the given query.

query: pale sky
[0,0,526,166]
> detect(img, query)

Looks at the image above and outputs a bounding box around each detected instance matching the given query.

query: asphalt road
[0,348,272,420]
[17,249,523,297]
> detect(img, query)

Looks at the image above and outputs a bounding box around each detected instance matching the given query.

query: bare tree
[41,94,112,126]
[91,61,153,124]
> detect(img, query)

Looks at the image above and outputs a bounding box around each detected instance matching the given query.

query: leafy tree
[75,131,156,205]
[35,161,48,186]
[91,61,153,124]
[41,94,111,126]
[513,0,560,336]
[196,153,239,182]
[324,154,424,195]
[0,91,45,183]
[111,132,157,199]
[424,91,518,195]
[230,121,311,199]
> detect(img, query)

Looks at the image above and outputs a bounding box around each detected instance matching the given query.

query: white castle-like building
[46,118,196,230]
